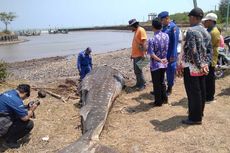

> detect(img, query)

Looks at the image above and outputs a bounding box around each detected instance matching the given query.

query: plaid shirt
[183,23,212,69]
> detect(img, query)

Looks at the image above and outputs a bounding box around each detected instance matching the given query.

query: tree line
[170,0,229,24]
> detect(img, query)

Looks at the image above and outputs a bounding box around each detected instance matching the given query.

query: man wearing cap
[0,84,38,148]
[77,47,93,81]
[158,11,179,95]
[202,13,220,102]
[128,19,147,90]
[181,8,212,125]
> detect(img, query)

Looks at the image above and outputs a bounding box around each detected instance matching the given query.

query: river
[0,30,153,63]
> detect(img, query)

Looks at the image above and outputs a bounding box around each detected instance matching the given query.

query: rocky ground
[0,48,230,153]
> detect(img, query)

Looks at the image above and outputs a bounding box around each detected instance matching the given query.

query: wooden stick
[44,89,67,103]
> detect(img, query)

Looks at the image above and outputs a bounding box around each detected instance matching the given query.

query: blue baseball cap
[158,11,169,19]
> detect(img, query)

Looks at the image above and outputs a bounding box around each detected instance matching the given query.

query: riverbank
[1,48,230,153]
[0,39,28,46]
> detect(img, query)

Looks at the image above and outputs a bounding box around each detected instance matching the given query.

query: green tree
[219,0,230,23]
[170,12,189,24]
[0,12,16,32]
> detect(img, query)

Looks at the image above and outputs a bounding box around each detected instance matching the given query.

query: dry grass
[0,49,230,153]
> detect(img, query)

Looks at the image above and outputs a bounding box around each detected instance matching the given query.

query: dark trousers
[133,57,146,88]
[205,66,215,101]
[184,67,206,122]
[151,68,167,105]
[80,66,91,80]
[5,119,34,143]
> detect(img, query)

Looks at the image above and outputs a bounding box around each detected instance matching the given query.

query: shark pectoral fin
[80,106,91,121]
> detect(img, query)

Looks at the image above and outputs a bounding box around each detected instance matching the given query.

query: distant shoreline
[60,23,190,32]
[0,39,28,46]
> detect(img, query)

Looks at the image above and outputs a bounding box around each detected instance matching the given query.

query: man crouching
[0,84,38,148]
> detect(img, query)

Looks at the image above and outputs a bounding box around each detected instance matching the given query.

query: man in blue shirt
[158,11,180,95]
[77,47,93,81]
[0,84,38,148]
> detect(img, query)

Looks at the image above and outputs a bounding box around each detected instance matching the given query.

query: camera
[27,100,40,108]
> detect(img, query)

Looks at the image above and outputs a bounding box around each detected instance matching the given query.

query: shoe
[2,141,20,149]
[136,85,146,91]
[149,102,162,107]
[163,98,168,104]
[150,91,155,95]
[181,119,202,125]
[206,99,216,103]
[166,87,172,96]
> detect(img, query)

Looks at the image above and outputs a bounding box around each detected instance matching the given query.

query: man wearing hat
[158,11,180,96]
[181,8,212,125]
[202,13,220,102]
[77,47,93,80]
[128,19,147,90]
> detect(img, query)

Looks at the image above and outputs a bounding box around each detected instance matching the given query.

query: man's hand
[176,63,184,78]
[160,58,168,65]
[29,103,38,112]
[201,65,209,75]
[130,56,133,61]
[21,104,39,121]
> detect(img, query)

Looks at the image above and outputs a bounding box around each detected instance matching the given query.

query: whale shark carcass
[59,66,124,153]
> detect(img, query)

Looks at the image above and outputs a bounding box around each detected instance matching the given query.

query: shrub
[0,60,8,81]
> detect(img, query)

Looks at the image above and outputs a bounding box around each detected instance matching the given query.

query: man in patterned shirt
[181,8,212,125]
[148,18,169,107]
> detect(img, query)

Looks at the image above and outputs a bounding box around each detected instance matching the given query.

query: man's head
[16,84,31,100]
[158,11,170,26]
[128,19,139,32]
[85,47,92,55]
[152,18,162,32]
[188,7,204,26]
[202,13,217,28]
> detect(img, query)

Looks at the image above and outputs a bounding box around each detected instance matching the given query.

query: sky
[0,0,221,30]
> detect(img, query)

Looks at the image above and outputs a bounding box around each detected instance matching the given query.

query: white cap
[202,13,218,22]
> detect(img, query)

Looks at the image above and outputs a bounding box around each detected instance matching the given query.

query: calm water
[0,30,153,63]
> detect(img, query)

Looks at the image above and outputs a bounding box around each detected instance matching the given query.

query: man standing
[128,19,147,90]
[182,8,212,125]
[158,11,179,95]
[202,13,220,102]
[0,84,38,148]
[77,47,93,81]
[148,18,169,106]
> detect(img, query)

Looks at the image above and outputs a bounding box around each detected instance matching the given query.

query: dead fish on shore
[58,66,124,153]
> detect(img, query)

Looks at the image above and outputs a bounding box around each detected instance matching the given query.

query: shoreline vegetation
[0,32,27,45]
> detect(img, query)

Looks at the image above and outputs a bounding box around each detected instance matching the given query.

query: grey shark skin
[59,66,124,153]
